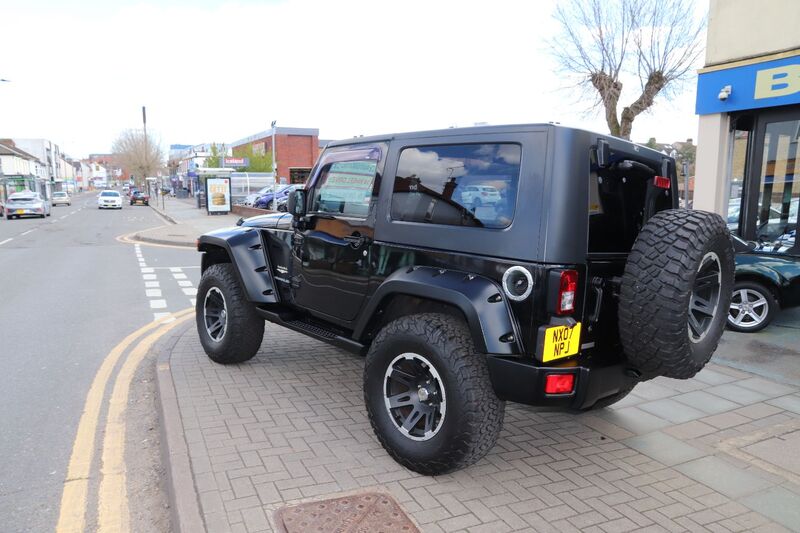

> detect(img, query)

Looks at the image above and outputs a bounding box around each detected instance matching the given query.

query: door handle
[343,233,366,247]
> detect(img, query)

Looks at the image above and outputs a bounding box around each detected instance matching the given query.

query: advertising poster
[206,178,231,214]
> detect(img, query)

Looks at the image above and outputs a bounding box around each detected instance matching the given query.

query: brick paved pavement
[165,322,800,532]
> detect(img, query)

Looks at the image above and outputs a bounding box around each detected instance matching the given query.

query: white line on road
[59,215,68,220]
[177,280,192,287]
[190,298,196,306]
[0,238,12,246]
[141,267,154,273]
[172,273,187,280]
[169,267,183,272]
[149,299,167,309]
[182,288,198,296]
[142,274,157,280]
[20,229,35,236]
[145,289,162,298]
[149,266,200,270]
[144,281,159,288]
[152,312,176,323]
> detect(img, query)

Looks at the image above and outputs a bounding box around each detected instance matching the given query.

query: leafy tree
[645,137,658,149]
[205,143,226,168]
[234,144,274,172]
[551,0,704,139]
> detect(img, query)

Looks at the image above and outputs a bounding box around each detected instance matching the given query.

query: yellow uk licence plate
[16,209,24,214]
[542,323,582,362]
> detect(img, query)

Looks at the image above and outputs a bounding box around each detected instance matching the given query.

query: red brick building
[231,127,320,184]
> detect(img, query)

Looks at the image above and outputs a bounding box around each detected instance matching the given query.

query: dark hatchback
[729,232,800,331]
[130,191,149,206]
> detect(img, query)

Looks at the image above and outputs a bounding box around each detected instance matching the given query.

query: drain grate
[274,491,419,533]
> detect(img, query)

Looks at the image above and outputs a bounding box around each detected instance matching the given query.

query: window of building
[391,143,521,229]
[755,119,799,246]
[290,168,311,184]
[311,160,378,218]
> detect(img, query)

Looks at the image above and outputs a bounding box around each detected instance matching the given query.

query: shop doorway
[729,106,799,254]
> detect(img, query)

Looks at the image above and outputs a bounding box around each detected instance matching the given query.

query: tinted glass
[755,120,799,250]
[311,160,378,217]
[391,143,520,229]
[100,191,119,197]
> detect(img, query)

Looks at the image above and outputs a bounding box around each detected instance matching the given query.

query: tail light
[653,175,671,189]
[544,374,575,394]
[556,270,578,315]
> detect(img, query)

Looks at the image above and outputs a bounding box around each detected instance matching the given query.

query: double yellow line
[56,308,194,533]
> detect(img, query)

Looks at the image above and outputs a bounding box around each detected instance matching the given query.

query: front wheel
[727,281,777,332]
[196,263,264,364]
[364,313,505,475]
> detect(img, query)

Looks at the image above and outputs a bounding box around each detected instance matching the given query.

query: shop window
[755,120,799,248]
[726,129,750,236]
[391,143,521,229]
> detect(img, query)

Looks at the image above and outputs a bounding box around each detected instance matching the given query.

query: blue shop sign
[696,54,800,115]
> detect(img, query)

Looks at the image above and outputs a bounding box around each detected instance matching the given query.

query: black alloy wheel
[383,353,446,441]
[688,252,723,343]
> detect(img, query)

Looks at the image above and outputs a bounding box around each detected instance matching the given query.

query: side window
[390,143,521,229]
[311,159,378,218]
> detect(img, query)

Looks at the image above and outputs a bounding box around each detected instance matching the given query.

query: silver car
[52,191,71,206]
[4,192,51,219]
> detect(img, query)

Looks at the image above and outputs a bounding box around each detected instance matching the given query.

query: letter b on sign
[755,65,800,99]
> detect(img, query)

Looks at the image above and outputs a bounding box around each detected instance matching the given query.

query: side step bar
[255,307,365,355]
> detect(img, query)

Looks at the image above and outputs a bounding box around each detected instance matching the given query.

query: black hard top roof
[325,123,666,161]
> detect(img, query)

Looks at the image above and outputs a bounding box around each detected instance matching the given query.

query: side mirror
[287,189,306,217]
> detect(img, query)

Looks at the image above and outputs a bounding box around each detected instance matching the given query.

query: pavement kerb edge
[153,319,206,533]
[132,232,196,248]
[148,203,178,225]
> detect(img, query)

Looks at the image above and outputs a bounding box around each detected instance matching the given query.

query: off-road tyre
[727,280,778,332]
[364,313,505,475]
[196,263,264,364]
[619,209,734,380]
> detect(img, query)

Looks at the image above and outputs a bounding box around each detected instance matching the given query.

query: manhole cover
[274,491,419,533]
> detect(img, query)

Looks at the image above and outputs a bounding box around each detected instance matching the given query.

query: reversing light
[557,270,578,315]
[544,374,575,394]
[653,175,671,189]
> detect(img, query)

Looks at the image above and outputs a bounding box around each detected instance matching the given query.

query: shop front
[694,0,799,256]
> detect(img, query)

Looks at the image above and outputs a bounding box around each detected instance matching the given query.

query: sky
[0,0,706,160]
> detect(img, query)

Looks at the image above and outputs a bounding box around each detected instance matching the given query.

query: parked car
[196,124,734,475]
[130,191,149,206]
[243,186,275,207]
[4,191,51,219]
[728,233,800,332]
[460,185,501,209]
[51,191,71,206]
[254,184,303,210]
[98,190,122,209]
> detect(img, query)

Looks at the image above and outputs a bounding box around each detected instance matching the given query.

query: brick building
[230,127,320,184]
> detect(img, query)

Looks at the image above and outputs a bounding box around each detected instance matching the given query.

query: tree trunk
[619,71,667,140]
[592,72,624,138]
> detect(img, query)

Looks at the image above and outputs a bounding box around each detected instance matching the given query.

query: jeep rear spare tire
[364,313,505,475]
[619,209,734,380]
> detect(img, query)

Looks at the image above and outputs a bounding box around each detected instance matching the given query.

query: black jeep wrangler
[196,124,734,475]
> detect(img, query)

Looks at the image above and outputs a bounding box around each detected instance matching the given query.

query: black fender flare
[354,266,520,355]
[198,227,278,304]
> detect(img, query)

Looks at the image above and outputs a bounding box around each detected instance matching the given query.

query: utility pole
[271,120,277,185]
[142,106,148,192]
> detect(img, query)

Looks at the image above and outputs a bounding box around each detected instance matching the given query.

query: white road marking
[142,274,157,280]
[177,280,193,287]
[144,281,160,288]
[152,312,175,323]
[0,238,12,246]
[149,266,200,270]
[145,289,162,297]
[59,215,68,220]
[172,273,187,280]
[182,288,197,296]
[190,298,196,306]
[141,267,154,273]
[149,299,167,309]
[169,267,183,273]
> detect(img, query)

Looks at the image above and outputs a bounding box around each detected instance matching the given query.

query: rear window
[54,192,67,197]
[391,143,521,229]
[101,191,120,197]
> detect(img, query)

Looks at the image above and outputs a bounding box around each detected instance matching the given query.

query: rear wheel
[364,313,504,475]
[196,263,264,364]
[727,281,777,332]
[619,210,734,380]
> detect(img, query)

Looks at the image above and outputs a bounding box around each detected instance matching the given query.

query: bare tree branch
[551,0,705,139]
[112,129,164,188]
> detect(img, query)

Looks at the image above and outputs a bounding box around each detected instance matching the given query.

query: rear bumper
[486,356,640,410]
